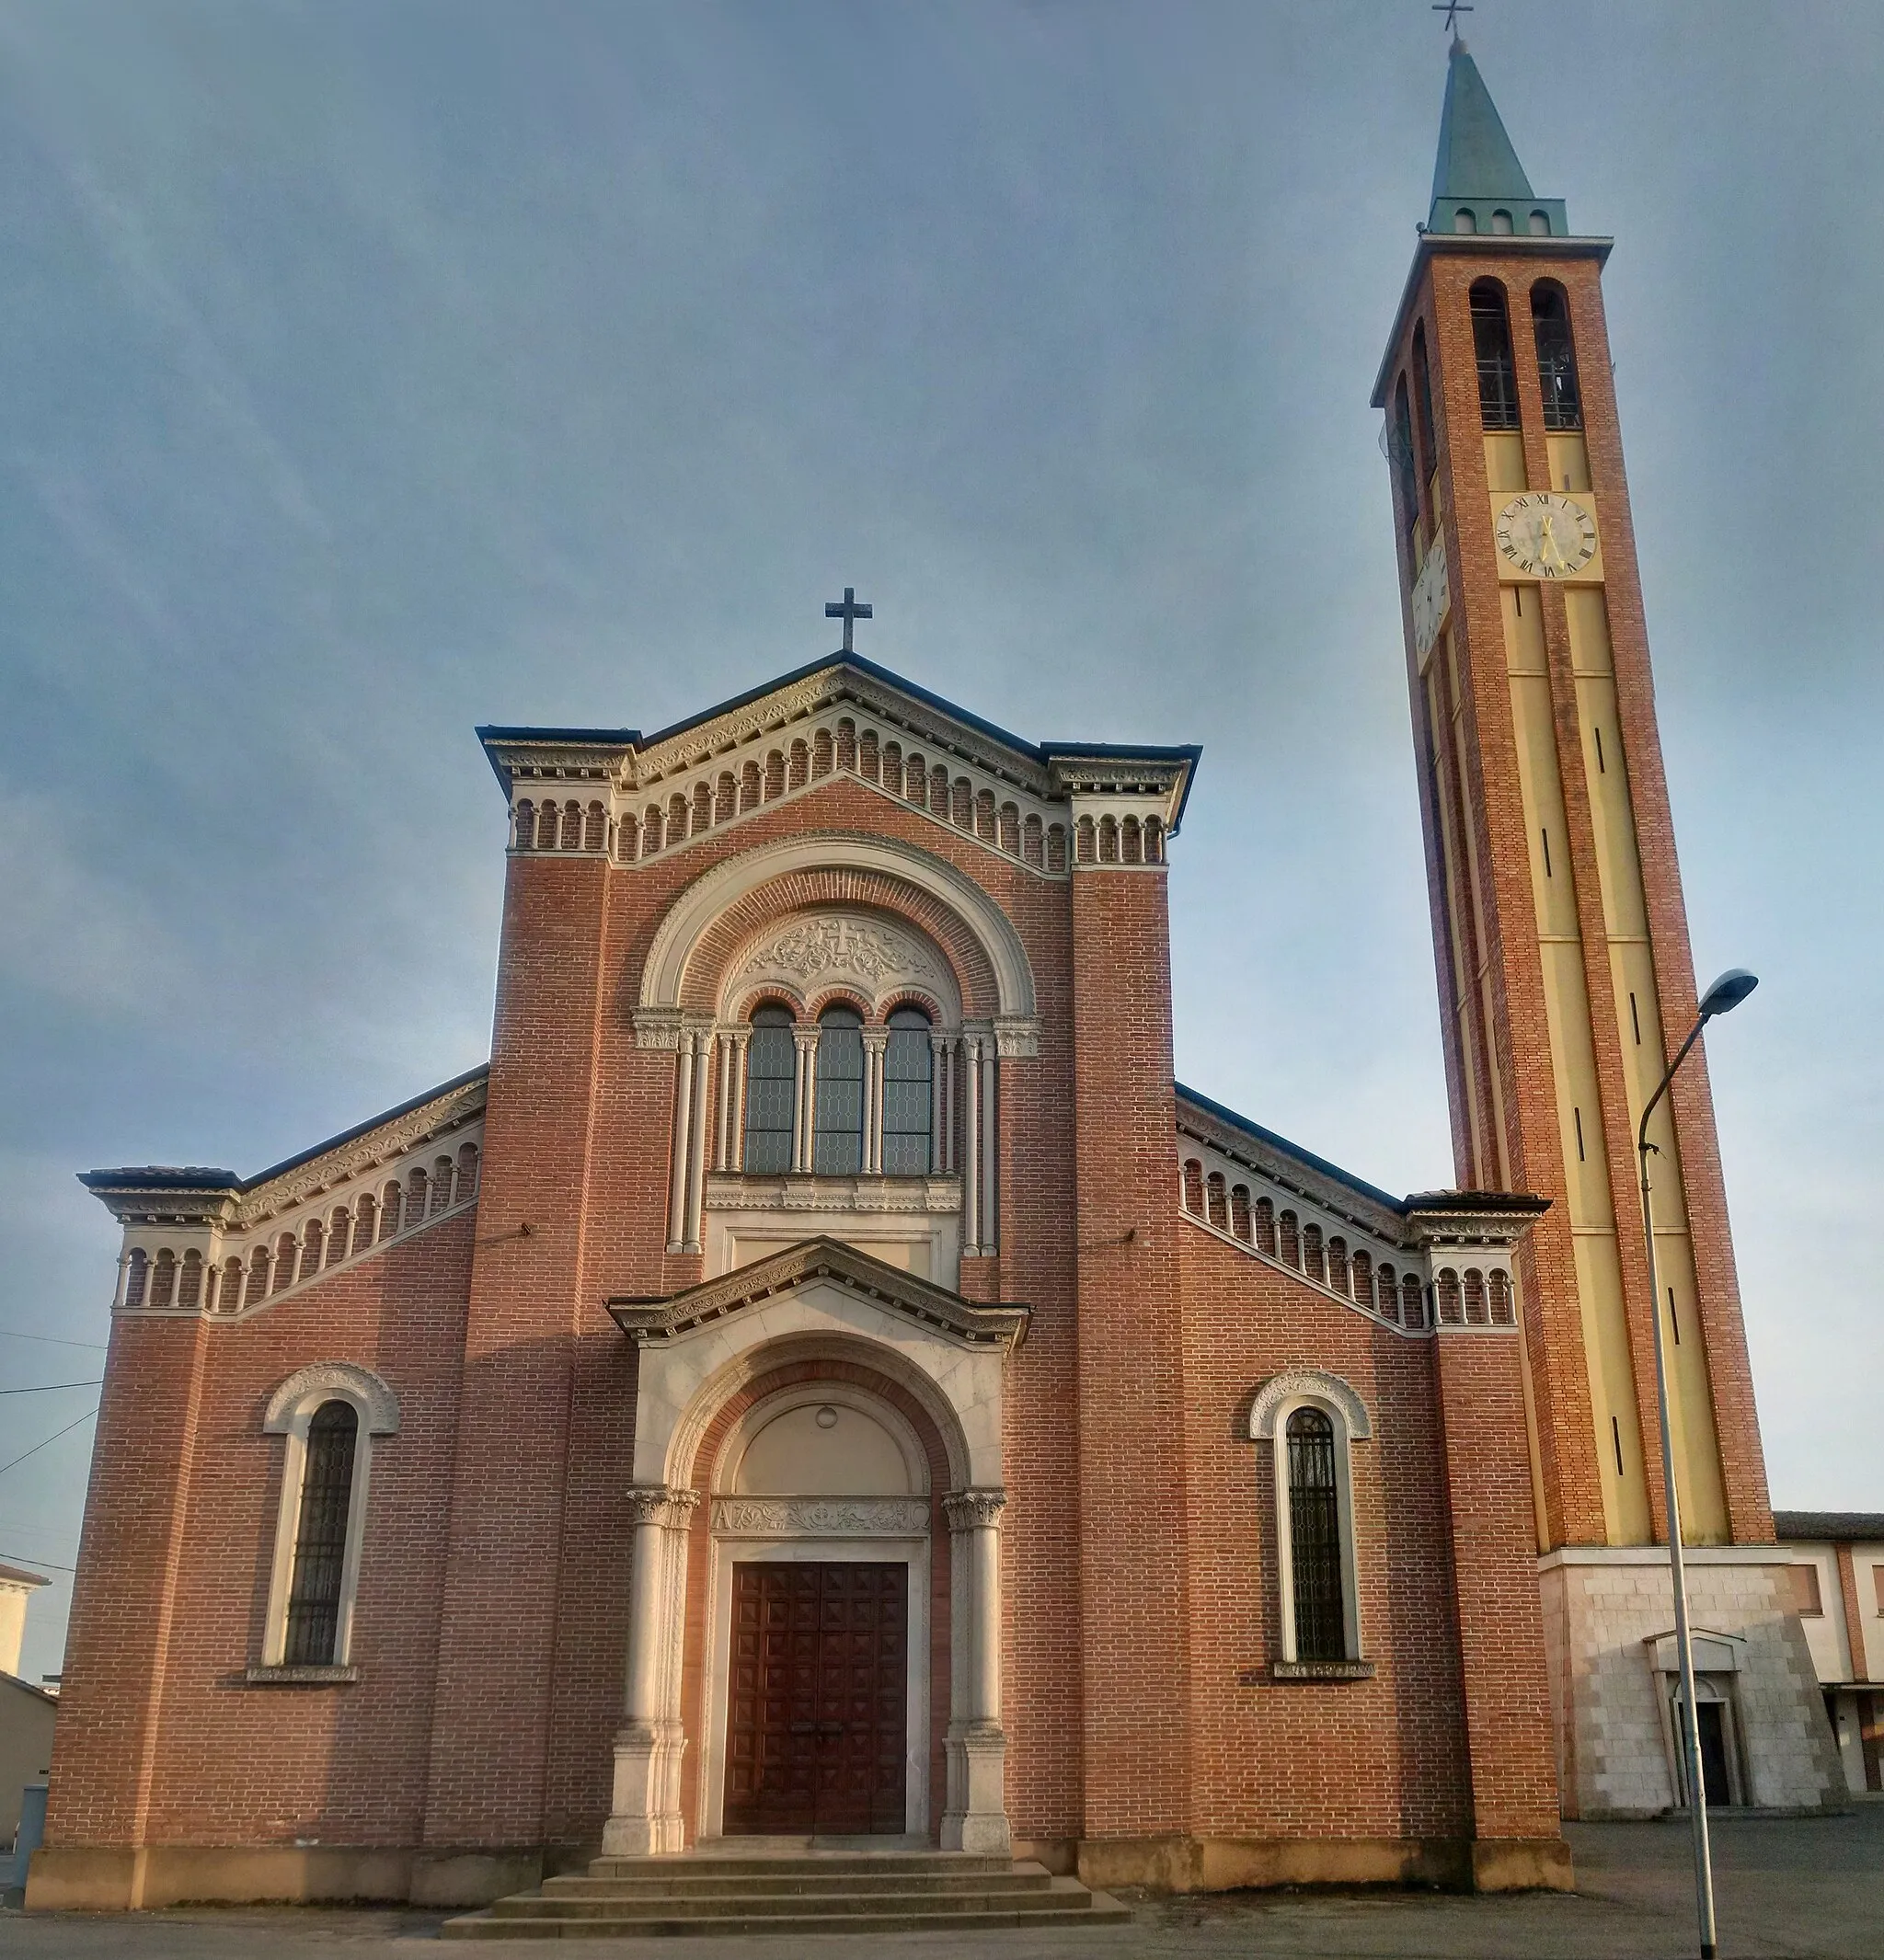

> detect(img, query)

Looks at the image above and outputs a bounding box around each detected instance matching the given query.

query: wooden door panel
[723,1562,908,1836]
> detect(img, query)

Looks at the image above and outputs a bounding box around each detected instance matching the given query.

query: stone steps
[441,1852,1130,1940]
[537,1868,1050,1900]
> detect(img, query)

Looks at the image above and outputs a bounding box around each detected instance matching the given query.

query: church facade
[30,44,1840,1914]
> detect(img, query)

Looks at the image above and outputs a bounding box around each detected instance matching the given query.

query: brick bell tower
[1374,40,1844,1815]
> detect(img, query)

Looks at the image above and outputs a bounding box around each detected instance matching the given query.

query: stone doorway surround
[602,1239,1028,1860]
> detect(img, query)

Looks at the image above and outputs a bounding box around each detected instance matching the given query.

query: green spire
[1426,40,1568,238]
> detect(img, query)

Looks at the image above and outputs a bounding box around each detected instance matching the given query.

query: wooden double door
[723,1562,908,1835]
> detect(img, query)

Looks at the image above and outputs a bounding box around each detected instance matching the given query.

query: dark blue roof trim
[1175,1082,1406,1212]
[475,657,1202,826]
[79,1166,241,1192]
[1773,1511,1884,1543]
[636,654,1048,762]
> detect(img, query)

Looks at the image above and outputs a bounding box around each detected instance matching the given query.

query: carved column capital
[943,1488,1007,1532]
[627,1484,700,1529]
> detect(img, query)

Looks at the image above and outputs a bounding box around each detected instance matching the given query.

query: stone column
[728,1030,750,1173]
[979,1044,999,1253]
[714,1031,735,1174]
[862,1030,890,1174]
[929,1032,947,1173]
[606,1484,699,1856]
[962,1037,982,1253]
[684,1032,711,1252]
[666,1036,695,1251]
[791,1028,818,1174]
[941,1488,1010,1854]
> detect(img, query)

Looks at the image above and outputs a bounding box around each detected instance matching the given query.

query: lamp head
[1699,969,1759,1019]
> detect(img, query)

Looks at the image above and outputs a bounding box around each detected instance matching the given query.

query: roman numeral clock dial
[1494,491,1598,579]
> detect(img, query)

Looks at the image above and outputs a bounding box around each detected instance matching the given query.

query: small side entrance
[724,1562,908,1834]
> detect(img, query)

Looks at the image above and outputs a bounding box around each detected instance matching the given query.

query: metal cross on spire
[825,586,873,654]
[1431,0,1473,40]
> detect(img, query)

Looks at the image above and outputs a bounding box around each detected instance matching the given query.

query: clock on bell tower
[1373,40,1776,1568]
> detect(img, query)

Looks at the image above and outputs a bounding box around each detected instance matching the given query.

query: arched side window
[1469,281,1521,431]
[881,1007,933,1175]
[1249,1370,1369,1669]
[1392,374,1419,542]
[285,1401,358,1665]
[1411,321,1437,483]
[811,1005,865,1175]
[741,1006,797,1175]
[1287,1409,1345,1663]
[259,1363,399,1674]
[1531,283,1582,431]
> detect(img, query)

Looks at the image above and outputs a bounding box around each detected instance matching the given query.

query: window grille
[881,1008,933,1175]
[1469,282,1521,431]
[1531,284,1583,431]
[812,1007,865,1175]
[284,1400,358,1666]
[1286,1407,1345,1663]
[742,1007,796,1174]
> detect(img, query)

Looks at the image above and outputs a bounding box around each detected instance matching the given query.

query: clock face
[1495,492,1598,579]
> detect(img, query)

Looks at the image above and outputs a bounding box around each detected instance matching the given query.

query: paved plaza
[5,1810,1883,1958]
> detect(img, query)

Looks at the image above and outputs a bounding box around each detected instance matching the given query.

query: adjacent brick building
[29,40,1841,1914]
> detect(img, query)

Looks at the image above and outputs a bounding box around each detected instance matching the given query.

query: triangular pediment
[606,1236,1028,1351]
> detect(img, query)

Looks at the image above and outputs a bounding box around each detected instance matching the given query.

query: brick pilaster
[1068,862,1192,1840]
[1430,1328,1563,1851]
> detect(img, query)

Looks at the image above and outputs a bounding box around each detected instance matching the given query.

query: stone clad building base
[29,1832,1573,1908]
[24,1844,550,1910]
[1020,1833,1573,1894]
[1541,1549,1846,1818]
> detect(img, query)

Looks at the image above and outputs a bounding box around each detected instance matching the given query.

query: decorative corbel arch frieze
[1247,1367,1371,1441]
[634,833,1038,1053]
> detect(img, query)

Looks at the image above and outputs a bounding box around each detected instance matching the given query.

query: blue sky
[2,0,1879,1685]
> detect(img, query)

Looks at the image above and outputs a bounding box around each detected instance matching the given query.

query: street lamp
[1637,966,1757,1960]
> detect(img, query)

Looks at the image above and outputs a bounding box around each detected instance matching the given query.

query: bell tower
[1374,40,1844,1818]
[1374,37,1774,1559]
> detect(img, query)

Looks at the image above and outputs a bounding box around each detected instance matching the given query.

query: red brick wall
[1069,865,1194,1839]
[49,756,1557,1869]
[48,1215,475,1851]
[1429,1328,1561,1840]
[1178,1223,1471,1840]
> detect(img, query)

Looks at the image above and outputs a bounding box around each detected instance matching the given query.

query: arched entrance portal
[603,1241,1024,1857]
[700,1381,936,1837]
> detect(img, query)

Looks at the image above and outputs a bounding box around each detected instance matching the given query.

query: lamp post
[1637,966,1758,1960]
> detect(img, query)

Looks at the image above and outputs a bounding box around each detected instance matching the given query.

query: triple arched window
[741,1002,938,1179]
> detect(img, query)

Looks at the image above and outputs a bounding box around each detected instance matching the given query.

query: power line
[0,1381,102,1396]
[0,1552,74,1573]
[0,1330,107,1351]
[0,1407,98,1480]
